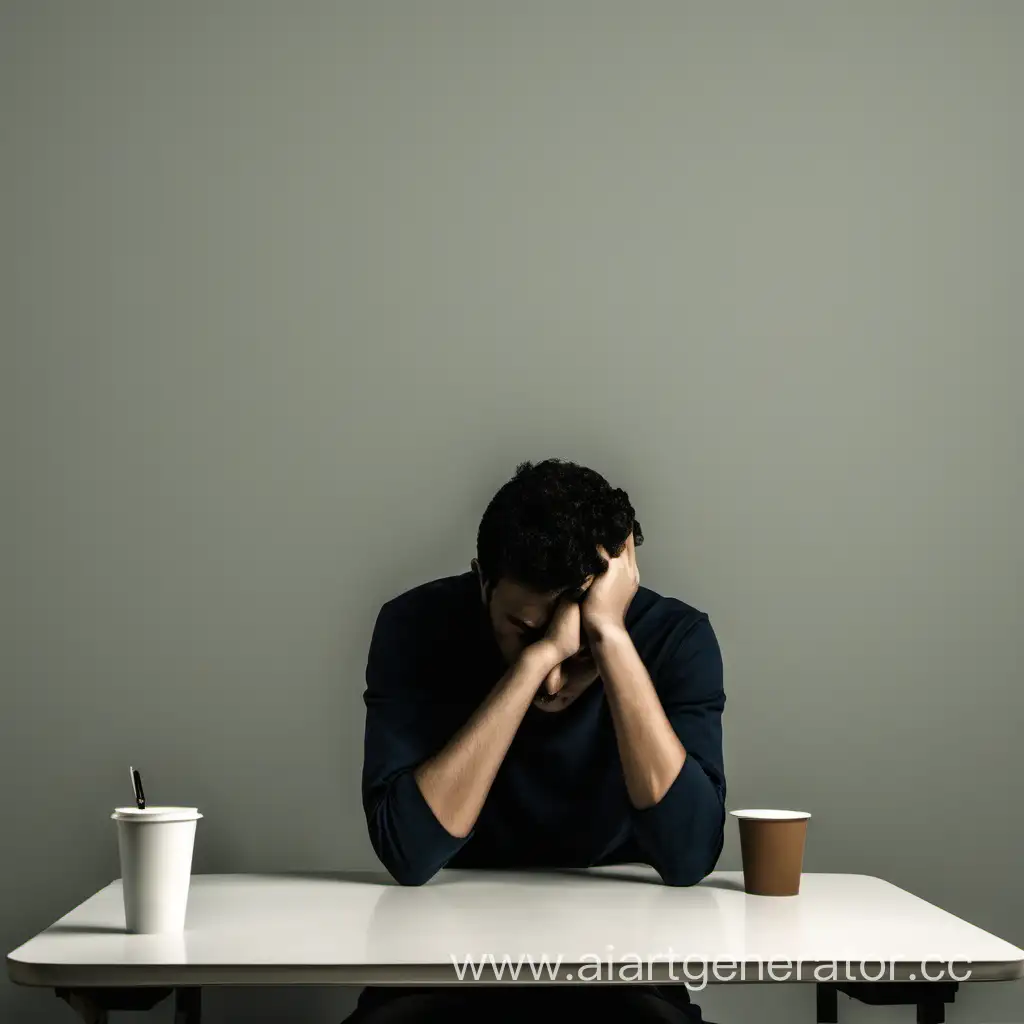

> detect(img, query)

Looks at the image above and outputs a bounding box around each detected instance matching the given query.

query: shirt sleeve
[361,601,472,885]
[629,614,727,886]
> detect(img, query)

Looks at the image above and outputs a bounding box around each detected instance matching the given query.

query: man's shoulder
[628,584,711,637]
[629,585,723,694]
[375,572,477,630]
[366,573,485,693]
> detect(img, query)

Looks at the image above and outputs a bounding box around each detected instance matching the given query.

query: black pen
[130,766,146,810]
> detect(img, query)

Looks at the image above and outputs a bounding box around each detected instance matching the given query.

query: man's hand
[582,532,640,634]
[538,597,583,663]
[533,599,583,698]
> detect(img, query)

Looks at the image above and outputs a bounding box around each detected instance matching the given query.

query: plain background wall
[3,2,1021,1022]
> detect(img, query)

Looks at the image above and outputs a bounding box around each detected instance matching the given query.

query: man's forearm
[588,622,686,808]
[413,641,561,838]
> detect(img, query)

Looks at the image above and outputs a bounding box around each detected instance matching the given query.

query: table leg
[915,992,947,1024]
[174,986,202,1024]
[816,982,839,1023]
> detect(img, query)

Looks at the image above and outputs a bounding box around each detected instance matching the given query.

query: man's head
[471,459,644,669]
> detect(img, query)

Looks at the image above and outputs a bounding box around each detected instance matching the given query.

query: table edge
[9,873,1024,990]
[9,956,1024,988]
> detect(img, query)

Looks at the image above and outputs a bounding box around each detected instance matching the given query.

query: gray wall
[3,3,1021,1022]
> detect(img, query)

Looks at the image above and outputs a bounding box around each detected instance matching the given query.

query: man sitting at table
[349,458,726,1024]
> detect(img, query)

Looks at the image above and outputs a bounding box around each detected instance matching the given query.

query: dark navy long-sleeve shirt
[361,571,727,888]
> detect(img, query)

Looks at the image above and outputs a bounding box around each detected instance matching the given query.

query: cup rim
[730,808,811,820]
[111,806,202,823]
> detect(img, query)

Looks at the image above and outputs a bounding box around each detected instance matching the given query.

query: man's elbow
[367,821,442,886]
[365,782,453,887]
[657,833,724,887]
[657,860,713,887]
[386,859,439,887]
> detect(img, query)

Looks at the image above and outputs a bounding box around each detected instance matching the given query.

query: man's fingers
[544,662,564,696]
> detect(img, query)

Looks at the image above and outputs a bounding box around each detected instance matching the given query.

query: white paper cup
[111,806,202,933]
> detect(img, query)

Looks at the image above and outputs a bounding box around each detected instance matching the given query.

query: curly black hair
[476,458,644,593]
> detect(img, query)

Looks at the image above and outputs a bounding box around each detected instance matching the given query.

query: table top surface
[8,868,1024,987]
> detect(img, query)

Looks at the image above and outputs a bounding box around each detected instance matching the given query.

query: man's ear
[470,559,488,604]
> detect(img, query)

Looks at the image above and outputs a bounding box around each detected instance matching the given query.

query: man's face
[474,565,599,711]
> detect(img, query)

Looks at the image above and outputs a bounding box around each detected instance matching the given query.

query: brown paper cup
[731,809,811,896]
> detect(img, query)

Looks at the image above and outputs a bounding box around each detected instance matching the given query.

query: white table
[8,867,1024,1024]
